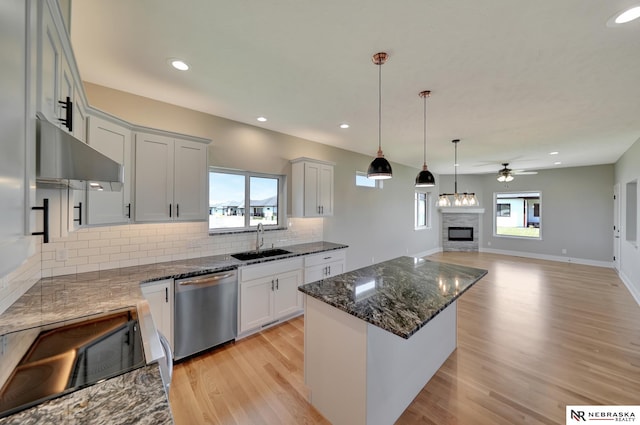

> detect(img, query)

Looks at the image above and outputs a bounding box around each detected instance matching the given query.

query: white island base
[304,296,457,425]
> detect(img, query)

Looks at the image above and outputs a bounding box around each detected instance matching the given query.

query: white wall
[615,137,640,303]
[82,83,441,271]
[439,164,614,265]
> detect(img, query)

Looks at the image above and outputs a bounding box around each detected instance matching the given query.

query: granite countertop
[0,241,347,424]
[298,256,487,339]
[0,241,348,334]
[0,366,171,425]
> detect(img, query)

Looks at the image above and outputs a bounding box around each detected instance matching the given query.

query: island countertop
[298,256,488,339]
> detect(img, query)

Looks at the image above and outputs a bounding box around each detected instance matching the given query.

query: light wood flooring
[169,252,640,425]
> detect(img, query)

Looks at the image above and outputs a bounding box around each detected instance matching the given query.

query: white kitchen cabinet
[291,158,334,217]
[86,114,132,225]
[239,258,304,335]
[36,0,76,134]
[134,132,209,222]
[141,279,174,355]
[0,0,34,280]
[304,249,347,284]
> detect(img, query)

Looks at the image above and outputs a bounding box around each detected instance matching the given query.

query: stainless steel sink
[231,248,291,261]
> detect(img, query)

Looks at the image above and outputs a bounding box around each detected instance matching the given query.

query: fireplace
[448,227,473,241]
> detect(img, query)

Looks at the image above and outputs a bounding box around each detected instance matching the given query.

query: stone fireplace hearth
[439,208,485,252]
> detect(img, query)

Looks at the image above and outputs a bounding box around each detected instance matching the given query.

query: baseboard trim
[618,270,640,307]
[412,247,443,258]
[478,248,614,269]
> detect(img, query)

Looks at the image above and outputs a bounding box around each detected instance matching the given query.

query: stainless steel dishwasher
[174,269,238,361]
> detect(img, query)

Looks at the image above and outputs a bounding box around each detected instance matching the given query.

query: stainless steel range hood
[36,117,123,191]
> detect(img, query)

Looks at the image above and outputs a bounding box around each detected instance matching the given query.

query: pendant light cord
[454,140,458,194]
[423,95,427,166]
[378,60,382,153]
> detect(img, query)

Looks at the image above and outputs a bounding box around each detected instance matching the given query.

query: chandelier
[437,139,478,207]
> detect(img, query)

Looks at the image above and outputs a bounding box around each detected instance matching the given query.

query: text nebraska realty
[572,410,636,421]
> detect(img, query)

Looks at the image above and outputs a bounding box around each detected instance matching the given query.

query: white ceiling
[70,0,640,175]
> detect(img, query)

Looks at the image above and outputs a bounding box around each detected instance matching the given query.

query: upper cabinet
[86,114,133,225]
[134,132,209,222]
[36,0,79,134]
[291,158,334,217]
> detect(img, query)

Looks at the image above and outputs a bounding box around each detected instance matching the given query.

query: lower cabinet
[140,279,174,355]
[304,249,347,284]
[239,258,304,335]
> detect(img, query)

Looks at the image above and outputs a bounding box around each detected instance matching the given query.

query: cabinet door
[239,277,274,333]
[72,87,87,142]
[174,139,207,221]
[134,133,174,222]
[87,116,132,225]
[141,280,174,353]
[273,269,303,319]
[0,0,32,277]
[59,55,73,133]
[37,0,62,124]
[305,264,327,284]
[303,162,321,217]
[67,188,86,232]
[318,164,333,216]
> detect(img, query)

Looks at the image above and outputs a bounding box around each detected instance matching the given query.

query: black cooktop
[0,308,145,418]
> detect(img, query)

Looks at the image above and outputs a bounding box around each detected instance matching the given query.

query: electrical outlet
[562,248,567,254]
[487,241,491,246]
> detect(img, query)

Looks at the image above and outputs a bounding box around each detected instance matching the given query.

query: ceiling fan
[496,163,537,182]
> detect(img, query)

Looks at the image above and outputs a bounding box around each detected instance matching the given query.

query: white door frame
[613,183,621,271]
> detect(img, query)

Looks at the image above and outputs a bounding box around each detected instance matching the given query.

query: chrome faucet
[256,223,264,252]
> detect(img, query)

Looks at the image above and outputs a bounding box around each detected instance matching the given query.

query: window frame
[355,171,383,189]
[414,190,432,230]
[208,167,287,233]
[493,191,542,240]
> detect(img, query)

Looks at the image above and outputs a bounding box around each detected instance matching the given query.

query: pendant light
[367,52,392,180]
[415,90,436,187]
[437,139,478,207]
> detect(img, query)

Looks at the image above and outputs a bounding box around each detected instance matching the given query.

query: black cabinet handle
[74,202,82,225]
[271,279,274,291]
[126,203,131,219]
[165,287,169,303]
[31,198,49,243]
[169,204,172,218]
[58,96,73,132]
[176,204,179,218]
[276,278,279,290]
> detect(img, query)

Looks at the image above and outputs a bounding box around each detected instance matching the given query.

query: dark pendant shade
[415,167,435,187]
[367,155,393,180]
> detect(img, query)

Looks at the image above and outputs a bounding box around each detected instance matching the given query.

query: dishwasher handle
[177,273,234,287]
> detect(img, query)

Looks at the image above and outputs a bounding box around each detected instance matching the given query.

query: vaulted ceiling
[71,0,640,175]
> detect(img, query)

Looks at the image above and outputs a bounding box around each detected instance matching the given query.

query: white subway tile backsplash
[37,218,323,277]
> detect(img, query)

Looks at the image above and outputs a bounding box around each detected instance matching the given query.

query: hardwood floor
[169,252,640,425]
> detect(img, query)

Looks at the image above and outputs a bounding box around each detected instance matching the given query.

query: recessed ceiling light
[607,5,640,26]
[549,151,559,155]
[554,161,562,165]
[170,59,189,71]
[257,116,267,122]
[339,123,350,129]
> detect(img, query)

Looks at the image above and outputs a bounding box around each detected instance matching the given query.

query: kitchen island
[298,256,487,425]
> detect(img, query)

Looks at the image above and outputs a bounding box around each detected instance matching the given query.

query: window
[355,171,382,188]
[494,191,541,239]
[209,168,285,232]
[496,204,511,217]
[415,191,432,229]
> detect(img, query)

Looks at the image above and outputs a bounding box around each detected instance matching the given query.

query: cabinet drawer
[304,249,346,267]
[240,257,304,282]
